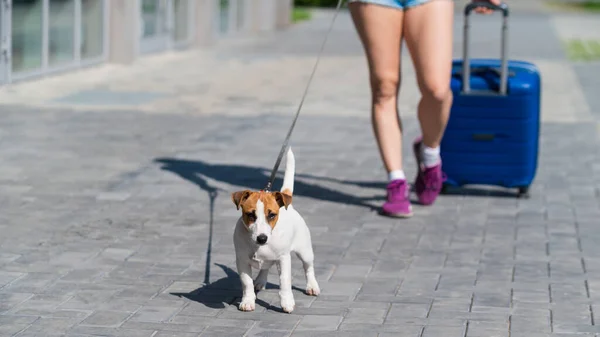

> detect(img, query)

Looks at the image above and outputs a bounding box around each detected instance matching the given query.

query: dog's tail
[281,147,295,195]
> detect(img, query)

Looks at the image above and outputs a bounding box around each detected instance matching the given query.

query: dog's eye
[267,213,276,220]
[245,212,256,221]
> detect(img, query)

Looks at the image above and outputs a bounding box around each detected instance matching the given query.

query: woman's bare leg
[349,2,404,174]
[405,0,454,149]
[404,0,454,205]
[350,2,412,217]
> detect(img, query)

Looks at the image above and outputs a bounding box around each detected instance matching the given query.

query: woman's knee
[421,82,452,104]
[371,74,399,104]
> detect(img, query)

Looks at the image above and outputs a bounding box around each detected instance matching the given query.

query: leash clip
[262,182,272,193]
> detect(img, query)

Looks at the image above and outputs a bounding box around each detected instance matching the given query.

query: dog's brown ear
[273,191,292,210]
[231,190,251,210]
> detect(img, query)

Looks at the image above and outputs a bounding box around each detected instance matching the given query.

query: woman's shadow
[154,157,385,210]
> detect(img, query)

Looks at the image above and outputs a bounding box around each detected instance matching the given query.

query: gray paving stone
[294,315,343,331]
[153,332,200,337]
[199,326,249,337]
[129,305,182,323]
[79,310,132,328]
[68,326,157,337]
[378,331,422,337]
[0,292,33,313]
[385,303,431,322]
[20,317,84,335]
[120,321,207,333]
[244,327,291,337]
[552,324,600,334]
[510,314,552,333]
[292,332,377,337]
[2,272,60,293]
[0,270,24,288]
[0,323,32,336]
[466,320,509,337]
[422,325,467,337]
[505,333,550,337]
[343,307,388,324]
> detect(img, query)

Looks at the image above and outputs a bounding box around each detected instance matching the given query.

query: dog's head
[231,190,292,246]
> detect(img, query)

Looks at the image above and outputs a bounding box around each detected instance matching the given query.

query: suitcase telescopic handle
[462,1,510,95]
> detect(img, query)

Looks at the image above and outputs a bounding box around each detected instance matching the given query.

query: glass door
[11,0,43,75]
[48,0,76,67]
[214,0,242,36]
[218,0,229,34]
[140,0,170,54]
[81,0,105,60]
[0,0,9,84]
[140,0,192,54]
[172,0,191,46]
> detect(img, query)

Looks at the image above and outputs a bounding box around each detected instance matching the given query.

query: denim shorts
[348,0,431,10]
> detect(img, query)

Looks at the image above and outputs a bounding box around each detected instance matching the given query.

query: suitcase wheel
[517,186,530,199]
[441,183,450,195]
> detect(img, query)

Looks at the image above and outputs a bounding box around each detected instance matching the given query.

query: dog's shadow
[171,263,307,312]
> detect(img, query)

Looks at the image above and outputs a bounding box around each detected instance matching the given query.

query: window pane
[173,0,189,42]
[81,0,104,59]
[142,0,159,38]
[11,0,43,73]
[49,0,75,67]
[219,0,229,34]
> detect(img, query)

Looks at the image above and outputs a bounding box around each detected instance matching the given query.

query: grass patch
[564,39,600,61]
[547,0,600,12]
[292,7,312,23]
[579,0,600,10]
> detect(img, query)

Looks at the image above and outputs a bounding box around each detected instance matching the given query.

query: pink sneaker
[382,179,413,218]
[413,137,445,206]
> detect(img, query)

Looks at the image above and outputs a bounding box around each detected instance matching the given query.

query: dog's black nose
[256,234,268,245]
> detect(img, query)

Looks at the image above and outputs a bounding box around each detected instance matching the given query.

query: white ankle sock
[388,170,406,182]
[421,144,441,168]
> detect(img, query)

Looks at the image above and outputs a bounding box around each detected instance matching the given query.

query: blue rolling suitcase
[440,2,541,198]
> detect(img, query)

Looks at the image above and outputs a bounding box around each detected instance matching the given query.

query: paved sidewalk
[1,3,600,337]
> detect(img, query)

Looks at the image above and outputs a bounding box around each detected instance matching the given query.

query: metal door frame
[0,0,11,85]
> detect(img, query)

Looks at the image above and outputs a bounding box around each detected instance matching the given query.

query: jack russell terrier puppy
[231,148,320,313]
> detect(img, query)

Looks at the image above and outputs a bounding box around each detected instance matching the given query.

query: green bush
[294,0,340,7]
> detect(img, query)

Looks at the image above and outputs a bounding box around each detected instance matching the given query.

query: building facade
[0,0,292,85]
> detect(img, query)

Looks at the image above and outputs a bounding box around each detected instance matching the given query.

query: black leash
[263,0,345,192]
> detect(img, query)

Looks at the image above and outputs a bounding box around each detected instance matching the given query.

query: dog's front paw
[306,281,320,296]
[238,298,256,312]
[280,295,295,313]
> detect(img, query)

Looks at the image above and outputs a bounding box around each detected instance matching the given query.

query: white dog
[231,148,320,313]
